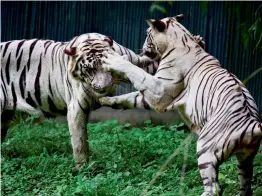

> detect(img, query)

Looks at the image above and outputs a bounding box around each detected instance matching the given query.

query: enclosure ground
[1,119,262,196]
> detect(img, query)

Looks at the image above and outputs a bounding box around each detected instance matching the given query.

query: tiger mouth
[144,51,158,60]
[97,89,107,94]
[93,86,116,97]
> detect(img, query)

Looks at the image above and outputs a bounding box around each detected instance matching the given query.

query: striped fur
[0,33,155,167]
[99,16,262,196]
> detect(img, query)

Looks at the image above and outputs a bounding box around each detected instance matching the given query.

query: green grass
[1,119,262,196]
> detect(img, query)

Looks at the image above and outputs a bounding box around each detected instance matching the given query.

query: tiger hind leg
[236,148,259,196]
[197,150,222,196]
[1,110,15,142]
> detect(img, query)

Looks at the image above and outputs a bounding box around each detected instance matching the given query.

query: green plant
[1,119,261,196]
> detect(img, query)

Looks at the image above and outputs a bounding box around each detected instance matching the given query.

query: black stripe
[207,70,228,109]
[16,40,26,57]
[34,55,42,105]
[200,96,244,141]
[161,48,176,61]
[44,40,52,48]
[205,70,229,116]
[174,31,177,38]
[173,88,187,103]
[241,120,256,141]
[3,41,11,57]
[66,75,73,95]
[184,45,190,55]
[1,69,8,108]
[1,84,7,108]
[51,43,60,70]
[56,45,64,82]
[1,70,6,91]
[157,77,173,81]
[184,34,188,42]
[27,39,38,71]
[199,110,230,140]
[134,93,139,108]
[11,82,17,109]
[48,74,54,96]
[173,54,212,85]
[16,49,23,71]
[26,92,37,107]
[188,35,195,41]
[198,162,213,169]
[156,65,174,74]
[127,49,133,63]
[181,36,185,46]
[197,147,212,160]
[217,94,242,116]
[140,90,151,110]
[195,49,202,56]
[5,53,11,85]
[44,42,53,55]
[48,96,67,115]
[117,44,124,55]
[78,100,87,113]
[124,47,132,62]
[19,66,26,99]
[198,67,218,120]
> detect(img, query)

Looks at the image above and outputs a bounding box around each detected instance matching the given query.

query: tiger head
[64,37,116,96]
[142,14,206,61]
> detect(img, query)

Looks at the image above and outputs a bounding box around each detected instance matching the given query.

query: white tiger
[99,16,262,196]
[0,33,156,168]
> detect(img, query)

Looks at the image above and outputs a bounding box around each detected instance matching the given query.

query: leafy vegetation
[1,119,262,196]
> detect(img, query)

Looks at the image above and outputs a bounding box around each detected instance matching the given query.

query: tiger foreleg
[99,91,151,110]
[101,52,174,112]
[67,102,90,168]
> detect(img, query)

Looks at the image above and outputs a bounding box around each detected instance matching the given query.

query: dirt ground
[56,107,182,126]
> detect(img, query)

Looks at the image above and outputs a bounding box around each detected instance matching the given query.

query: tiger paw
[99,97,117,106]
[101,51,130,73]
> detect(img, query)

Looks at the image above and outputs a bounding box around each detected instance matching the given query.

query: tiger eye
[81,60,85,63]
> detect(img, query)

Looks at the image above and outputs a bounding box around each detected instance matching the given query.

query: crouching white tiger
[0,33,156,168]
[99,16,262,196]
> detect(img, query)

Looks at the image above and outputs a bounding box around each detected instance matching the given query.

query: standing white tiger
[0,33,156,168]
[99,16,262,195]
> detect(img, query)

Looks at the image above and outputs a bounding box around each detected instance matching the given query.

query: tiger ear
[146,19,166,32]
[104,36,113,46]
[174,14,184,22]
[64,47,77,56]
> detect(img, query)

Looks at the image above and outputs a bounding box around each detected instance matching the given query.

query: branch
[242,66,262,85]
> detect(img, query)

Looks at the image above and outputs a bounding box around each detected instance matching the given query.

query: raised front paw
[99,97,111,106]
[101,50,129,73]
[99,96,129,109]
[99,97,120,107]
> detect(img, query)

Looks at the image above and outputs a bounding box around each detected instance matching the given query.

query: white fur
[100,17,262,195]
[0,33,154,167]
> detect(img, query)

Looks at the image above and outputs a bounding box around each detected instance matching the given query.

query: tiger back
[98,16,262,196]
[0,32,155,167]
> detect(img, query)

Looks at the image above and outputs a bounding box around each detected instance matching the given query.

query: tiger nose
[92,83,100,90]
[92,84,107,93]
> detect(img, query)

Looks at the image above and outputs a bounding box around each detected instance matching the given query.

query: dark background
[1,1,262,112]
